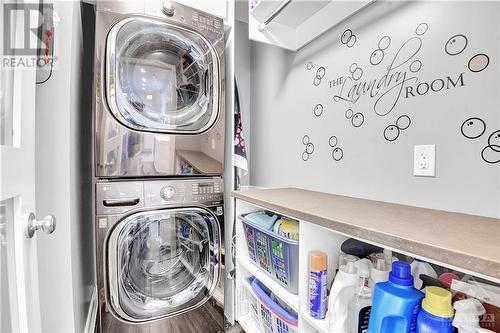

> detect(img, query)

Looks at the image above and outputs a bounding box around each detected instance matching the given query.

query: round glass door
[106,17,220,134]
[106,208,221,322]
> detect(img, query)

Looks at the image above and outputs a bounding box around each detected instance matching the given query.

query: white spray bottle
[452,298,486,333]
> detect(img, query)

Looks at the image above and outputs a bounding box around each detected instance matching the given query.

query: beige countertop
[232,188,500,280]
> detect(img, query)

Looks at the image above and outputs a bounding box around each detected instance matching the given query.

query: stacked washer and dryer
[92,2,226,332]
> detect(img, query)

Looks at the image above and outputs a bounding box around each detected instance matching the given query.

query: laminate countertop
[232,188,500,281]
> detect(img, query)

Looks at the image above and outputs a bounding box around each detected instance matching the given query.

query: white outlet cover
[414,145,435,177]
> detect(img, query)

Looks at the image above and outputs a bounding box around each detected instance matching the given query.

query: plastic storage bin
[244,277,298,333]
[241,213,299,294]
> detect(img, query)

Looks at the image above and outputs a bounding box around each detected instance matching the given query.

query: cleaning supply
[416,286,454,333]
[419,274,446,290]
[341,238,383,258]
[367,261,424,333]
[411,259,437,290]
[369,252,392,288]
[438,272,460,289]
[327,255,359,331]
[309,251,328,319]
[273,218,299,240]
[348,263,372,333]
[244,211,278,230]
[452,298,486,333]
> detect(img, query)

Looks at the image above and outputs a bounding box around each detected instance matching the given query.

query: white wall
[35,2,94,332]
[249,1,500,218]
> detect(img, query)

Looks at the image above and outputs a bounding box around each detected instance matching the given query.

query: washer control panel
[144,178,223,206]
[191,181,223,202]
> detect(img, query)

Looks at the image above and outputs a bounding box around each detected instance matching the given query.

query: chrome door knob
[160,186,176,200]
[26,213,56,238]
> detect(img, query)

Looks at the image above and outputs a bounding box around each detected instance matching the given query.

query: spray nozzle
[452,298,485,332]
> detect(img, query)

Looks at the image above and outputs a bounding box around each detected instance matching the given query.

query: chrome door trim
[105,16,220,135]
[105,206,221,323]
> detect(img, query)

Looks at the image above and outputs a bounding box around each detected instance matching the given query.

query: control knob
[162,1,175,16]
[160,186,176,200]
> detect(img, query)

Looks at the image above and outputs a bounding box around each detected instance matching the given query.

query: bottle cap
[389,261,413,286]
[310,251,327,271]
[422,286,454,318]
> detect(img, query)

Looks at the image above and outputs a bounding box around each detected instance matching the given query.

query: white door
[0,1,54,331]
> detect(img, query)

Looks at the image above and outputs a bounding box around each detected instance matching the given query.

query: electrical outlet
[414,145,435,177]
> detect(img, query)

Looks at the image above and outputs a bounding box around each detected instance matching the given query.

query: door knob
[25,213,56,238]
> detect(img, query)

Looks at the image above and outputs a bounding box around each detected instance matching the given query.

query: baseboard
[84,286,98,333]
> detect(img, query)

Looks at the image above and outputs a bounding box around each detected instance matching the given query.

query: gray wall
[249,1,500,218]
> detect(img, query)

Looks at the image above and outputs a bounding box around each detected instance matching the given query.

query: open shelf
[237,255,299,312]
[300,310,329,333]
[233,188,500,282]
[233,191,500,333]
[238,314,261,333]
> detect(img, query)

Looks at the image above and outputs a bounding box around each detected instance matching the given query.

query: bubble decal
[350,63,363,81]
[415,23,428,36]
[341,29,357,48]
[384,125,400,142]
[481,130,500,164]
[313,103,324,117]
[468,54,489,73]
[409,60,422,73]
[370,36,391,66]
[461,118,486,139]
[302,135,315,161]
[445,34,468,56]
[384,115,412,142]
[314,66,326,86]
[328,136,344,161]
[351,112,365,128]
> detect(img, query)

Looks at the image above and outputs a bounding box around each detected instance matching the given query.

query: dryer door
[106,17,220,134]
[106,207,221,323]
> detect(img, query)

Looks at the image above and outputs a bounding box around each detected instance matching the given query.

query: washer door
[106,17,220,134]
[106,207,221,323]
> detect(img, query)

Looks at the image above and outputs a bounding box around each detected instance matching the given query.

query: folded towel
[245,211,278,230]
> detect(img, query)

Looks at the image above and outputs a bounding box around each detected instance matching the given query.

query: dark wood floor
[101,301,224,333]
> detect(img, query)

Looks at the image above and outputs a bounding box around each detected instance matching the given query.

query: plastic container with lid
[327,254,359,331]
[367,261,424,333]
[416,286,454,333]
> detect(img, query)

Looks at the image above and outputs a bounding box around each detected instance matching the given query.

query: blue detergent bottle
[367,261,424,333]
[416,286,454,333]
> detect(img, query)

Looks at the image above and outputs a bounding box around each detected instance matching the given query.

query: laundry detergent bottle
[367,261,424,333]
[416,286,454,333]
[327,255,359,332]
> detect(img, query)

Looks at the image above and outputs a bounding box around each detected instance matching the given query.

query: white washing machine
[93,1,225,178]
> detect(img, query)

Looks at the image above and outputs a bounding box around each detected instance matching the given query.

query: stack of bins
[244,277,298,333]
